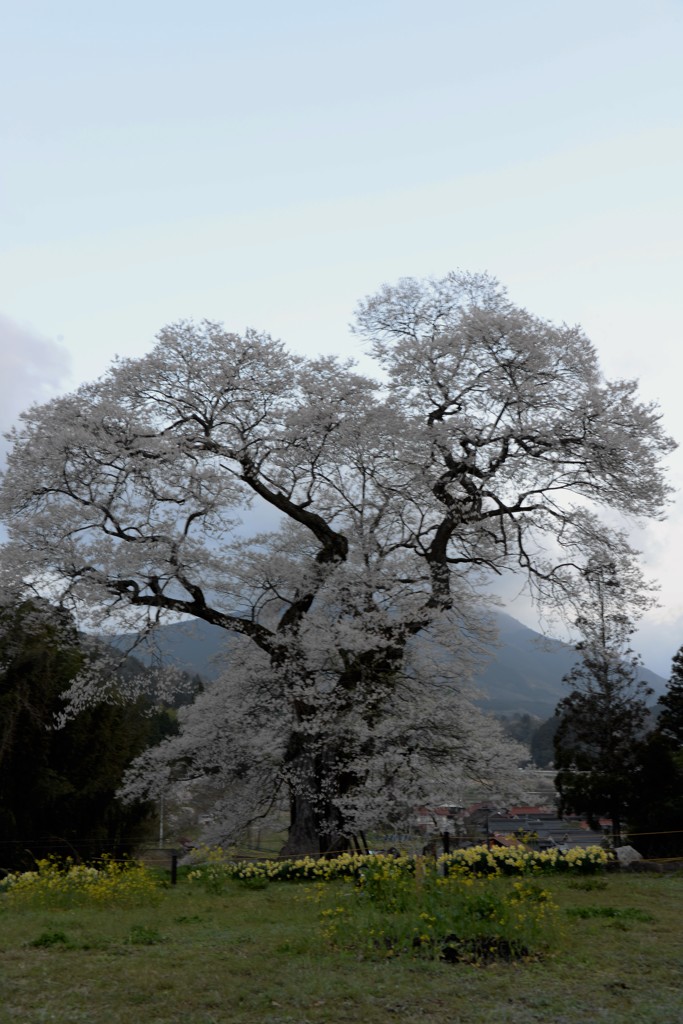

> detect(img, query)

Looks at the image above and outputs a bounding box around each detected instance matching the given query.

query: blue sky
[1,0,682,672]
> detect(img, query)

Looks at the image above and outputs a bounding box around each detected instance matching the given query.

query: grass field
[1,870,682,1024]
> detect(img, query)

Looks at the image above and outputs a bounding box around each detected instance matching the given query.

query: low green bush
[440,844,612,877]
[318,856,559,963]
[0,856,163,909]
[27,930,71,948]
[186,843,613,888]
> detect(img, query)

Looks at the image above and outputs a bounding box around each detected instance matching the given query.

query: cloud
[0,313,71,456]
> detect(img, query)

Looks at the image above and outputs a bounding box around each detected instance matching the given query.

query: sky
[1,0,682,674]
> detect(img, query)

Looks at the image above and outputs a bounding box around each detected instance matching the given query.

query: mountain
[476,612,666,717]
[109,611,667,720]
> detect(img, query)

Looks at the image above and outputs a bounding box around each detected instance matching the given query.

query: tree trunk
[280,792,320,857]
[279,792,352,857]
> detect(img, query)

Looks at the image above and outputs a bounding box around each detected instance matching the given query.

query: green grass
[1,872,682,1023]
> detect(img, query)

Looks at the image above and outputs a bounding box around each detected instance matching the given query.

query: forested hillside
[112,610,666,720]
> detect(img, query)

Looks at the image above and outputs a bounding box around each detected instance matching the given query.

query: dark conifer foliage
[553,558,653,844]
[628,647,683,857]
[0,600,171,870]
[657,645,683,745]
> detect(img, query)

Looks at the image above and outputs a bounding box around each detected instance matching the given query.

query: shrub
[27,930,70,948]
[439,844,612,878]
[319,857,558,963]
[186,846,377,888]
[0,856,163,909]
[186,844,613,887]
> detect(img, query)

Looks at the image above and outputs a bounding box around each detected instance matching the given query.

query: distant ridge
[110,611,667,720]
[475,612,665,716]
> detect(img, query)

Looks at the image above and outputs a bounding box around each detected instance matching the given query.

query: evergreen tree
[0,600,169,870]
[530,716,559,769]
[657,645,683,745]
[553,555,653,844]
[628,647,683,857]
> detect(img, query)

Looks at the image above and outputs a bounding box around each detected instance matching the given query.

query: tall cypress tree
[553,556,653,845]
[657,646,683,745]
[627,647,683,857]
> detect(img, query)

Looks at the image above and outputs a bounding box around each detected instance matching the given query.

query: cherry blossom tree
[0,272,675,853]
